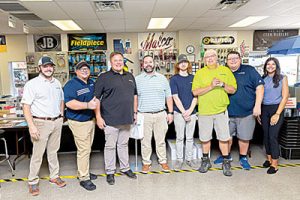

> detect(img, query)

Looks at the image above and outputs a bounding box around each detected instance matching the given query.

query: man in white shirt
[22,56,66,196]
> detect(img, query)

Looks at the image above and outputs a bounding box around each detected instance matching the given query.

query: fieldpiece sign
[138,32,176,50]
[68,33,107,51]
[253,29,298,51]
[34,34,61,52]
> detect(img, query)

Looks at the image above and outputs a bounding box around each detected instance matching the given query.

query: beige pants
[28,118,63,185]
[104,125,131,175]
[140,111,168,165]
[68,119,95,181]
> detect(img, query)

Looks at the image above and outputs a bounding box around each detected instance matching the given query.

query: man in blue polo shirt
[64,61,98,191]
[214,51,264,170]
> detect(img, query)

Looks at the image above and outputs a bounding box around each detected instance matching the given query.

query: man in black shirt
[94,52,138,185]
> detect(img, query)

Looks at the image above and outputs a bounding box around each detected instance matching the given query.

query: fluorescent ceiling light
[147,18,173,29]
[229,16,269,27]
[19,0,53,2]
[49,20,82,31]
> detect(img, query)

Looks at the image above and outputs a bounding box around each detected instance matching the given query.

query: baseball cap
[75,61,90,70]
[178,54,188,64]
[38,56,55,66]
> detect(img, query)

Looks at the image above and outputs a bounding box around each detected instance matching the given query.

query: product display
[25,52,69,85]
[138,49,178,79]
[68,51,107,80]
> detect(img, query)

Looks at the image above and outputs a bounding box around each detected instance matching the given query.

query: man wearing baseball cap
[64,60,98,191]
[22,56,66,196]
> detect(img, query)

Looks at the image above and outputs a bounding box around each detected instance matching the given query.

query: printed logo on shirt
[129,79,134,83]
[238,72,245,75]
[77,88,90,96]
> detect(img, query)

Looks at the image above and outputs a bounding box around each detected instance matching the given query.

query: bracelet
[168,111,174,115]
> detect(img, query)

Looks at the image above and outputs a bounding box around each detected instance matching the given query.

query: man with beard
[64,61,98,190]
[22,56,66,196]
[95,52,137,185]
[135,55,174,174]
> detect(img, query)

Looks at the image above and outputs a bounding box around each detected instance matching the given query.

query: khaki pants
[140,111,168,165]
[68,119,95,181]
[104,125,131,175]
[28,118,63,185]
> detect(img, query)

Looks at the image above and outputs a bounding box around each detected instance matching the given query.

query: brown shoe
[161,163,170,172]
[29,184,39,196]
[49,177,66,188]
[142,164,151,174]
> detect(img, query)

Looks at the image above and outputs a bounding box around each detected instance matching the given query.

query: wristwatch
[168,111,174,115]
[220,82,225,88]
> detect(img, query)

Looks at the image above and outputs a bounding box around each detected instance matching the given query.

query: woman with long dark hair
[258,57,289,174]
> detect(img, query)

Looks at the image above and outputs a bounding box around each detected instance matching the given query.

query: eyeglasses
[227,57,240,61]
[79,67,90,72]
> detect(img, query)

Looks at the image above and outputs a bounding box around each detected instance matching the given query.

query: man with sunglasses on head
[22,56,66,196]
[214,51,264,170]
[64,61,98,191]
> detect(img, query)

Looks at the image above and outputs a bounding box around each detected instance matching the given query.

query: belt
[33,115,62,121]
[139,110,164,114]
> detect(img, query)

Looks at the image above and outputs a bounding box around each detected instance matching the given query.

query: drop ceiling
[0,0,300,34]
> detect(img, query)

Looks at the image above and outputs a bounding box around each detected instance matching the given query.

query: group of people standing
[21,49,288,196]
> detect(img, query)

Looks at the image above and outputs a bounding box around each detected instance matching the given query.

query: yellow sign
[0,35,7,52]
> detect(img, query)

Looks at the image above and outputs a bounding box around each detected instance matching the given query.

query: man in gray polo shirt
[135,55,174,173]
[22,56,66,196]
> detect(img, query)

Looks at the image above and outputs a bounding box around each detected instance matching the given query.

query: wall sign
[253,29,298,51]
[200,31,237,48]
[68,33,107,51]
[138,32,176,50]
[0,35,7,52]
[34,34,61,52]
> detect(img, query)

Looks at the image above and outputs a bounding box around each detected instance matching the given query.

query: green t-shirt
[192,65,237,115]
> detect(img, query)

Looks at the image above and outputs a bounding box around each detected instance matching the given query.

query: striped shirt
[135,72,171,112]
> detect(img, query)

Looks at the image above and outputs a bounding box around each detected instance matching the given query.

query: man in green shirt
[192,49,237,176]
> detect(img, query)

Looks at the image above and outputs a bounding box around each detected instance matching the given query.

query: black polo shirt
[94,70,137,126]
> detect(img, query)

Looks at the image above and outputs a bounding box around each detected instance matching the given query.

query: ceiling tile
[177,0,220,18]
[152,0,188,18]
[20,1,69,20]
[56,1,98,20]
[123,1,155,19]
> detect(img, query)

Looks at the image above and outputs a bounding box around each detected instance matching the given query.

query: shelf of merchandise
[138,49,178,80]
[68,50,107,81]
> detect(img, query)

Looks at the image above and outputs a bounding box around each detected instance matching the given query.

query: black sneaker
[267,166,278,174]
[90,173,97,180]
[222,159,232,177]
[198,157,212,173]
[122,169,137,179]
[263,160,271,168]
[77,173,97,180]
[106,174,115,185]
[80,180,96,191]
